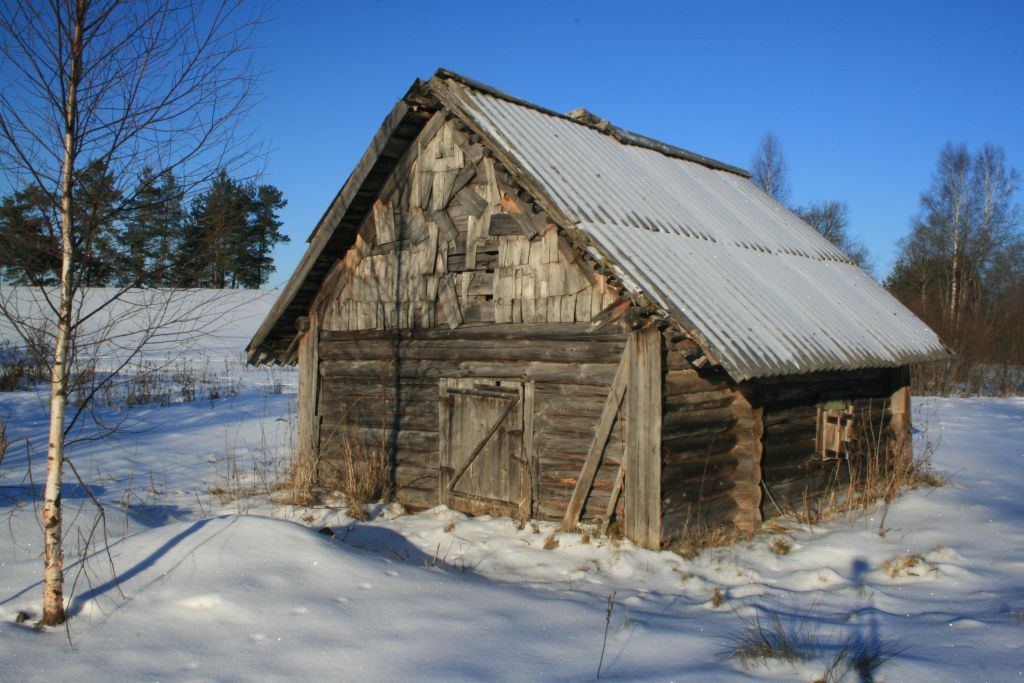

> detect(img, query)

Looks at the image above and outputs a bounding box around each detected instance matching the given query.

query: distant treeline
[886,143,1023,395]
[0,163,289,289]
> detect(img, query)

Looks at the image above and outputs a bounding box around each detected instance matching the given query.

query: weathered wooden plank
[463,142,486,165]
[431,169,459,211]
[602,464,626,534]
[372,199,397,245]
[454,185,487,217]
[523,380,537,517]
[624,324,662,548]
[729,391,763,532]
[559,348,630,531]
[430,209,459,242]
[889,366,911,441]
[321,358,620,386]
[438,275,463,329]
[465,214,481,270]
[319,322,624,342]
[320,336,626,364]
[447,163,477,204]
[296,312,320,492]
[591,299,631,333]
[487,211,540,240]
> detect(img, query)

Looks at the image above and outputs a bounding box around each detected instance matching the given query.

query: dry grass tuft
[727,610,816,666]
[725,607,902,681]
[710,588,726,608]
[673,522,749,560]
[443,522,456,533]
[0,419,7,469]
[543,533,560,550]
[290,424,390,520]
[770,536,792,556]
[881,553,937,578]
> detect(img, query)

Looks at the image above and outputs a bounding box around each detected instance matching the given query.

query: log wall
[659,345,747,546]
[756,368,897,516]
[317,326,628,519]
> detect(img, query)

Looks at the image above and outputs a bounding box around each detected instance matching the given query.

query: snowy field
[1,290,1022,682]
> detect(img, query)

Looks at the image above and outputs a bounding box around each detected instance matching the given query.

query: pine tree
[0,185,60,285]
[120,169,185,286]
[243,183,288,287]
[73,160,122,287]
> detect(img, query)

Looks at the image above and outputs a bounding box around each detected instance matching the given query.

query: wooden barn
[247,70,948,548]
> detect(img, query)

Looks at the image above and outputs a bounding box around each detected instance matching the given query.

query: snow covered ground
[1,291,1022,681]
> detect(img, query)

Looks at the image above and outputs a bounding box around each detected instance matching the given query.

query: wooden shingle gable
[311,109,624,336]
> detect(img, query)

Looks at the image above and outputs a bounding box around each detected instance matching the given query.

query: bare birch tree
[750,131,790,204]
[0,0,263,626]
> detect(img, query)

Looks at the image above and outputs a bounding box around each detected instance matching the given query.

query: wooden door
[439,379,526,512]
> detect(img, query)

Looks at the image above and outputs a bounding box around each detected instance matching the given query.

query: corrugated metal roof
[440,78,947,381]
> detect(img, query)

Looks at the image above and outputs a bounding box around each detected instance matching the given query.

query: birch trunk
[41,0,85,627]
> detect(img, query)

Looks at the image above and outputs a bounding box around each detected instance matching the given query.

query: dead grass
[672,521,750,560]
[0,419,7,469]
[207,424,288,510]
[710,588,726,608]
[769,536,792,556]
[781,402,946,531]
[313,426,390,521]
[881,553,937,578]
[727,610,817,666]
[543,533,560,550]
[725,608,901,681]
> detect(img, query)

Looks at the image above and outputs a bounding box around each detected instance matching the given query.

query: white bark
[42,0,85,627]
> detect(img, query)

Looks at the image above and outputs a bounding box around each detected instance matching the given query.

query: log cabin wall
[309,112,633,524]
[755,368,898,517]
[658,342,754,547]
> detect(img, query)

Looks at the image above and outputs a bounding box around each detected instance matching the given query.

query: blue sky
[253,0,1023,285]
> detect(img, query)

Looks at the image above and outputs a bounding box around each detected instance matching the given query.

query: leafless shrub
[0,338,50,391]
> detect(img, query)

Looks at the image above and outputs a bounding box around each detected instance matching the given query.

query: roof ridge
[431,69,750,178]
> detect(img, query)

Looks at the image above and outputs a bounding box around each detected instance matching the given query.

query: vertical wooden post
[730,388,763,532]
[523,381,537,518]
[889,366,912,442]
[296,313,321,485]
[624,324,662,549]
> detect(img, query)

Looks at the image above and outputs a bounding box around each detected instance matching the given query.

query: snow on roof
[435,74,948,380]
[249,70,948,379]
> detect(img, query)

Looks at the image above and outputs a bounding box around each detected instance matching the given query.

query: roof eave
[246,81,439,364]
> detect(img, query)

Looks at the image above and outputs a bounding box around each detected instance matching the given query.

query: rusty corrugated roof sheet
[437,75,948,381]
